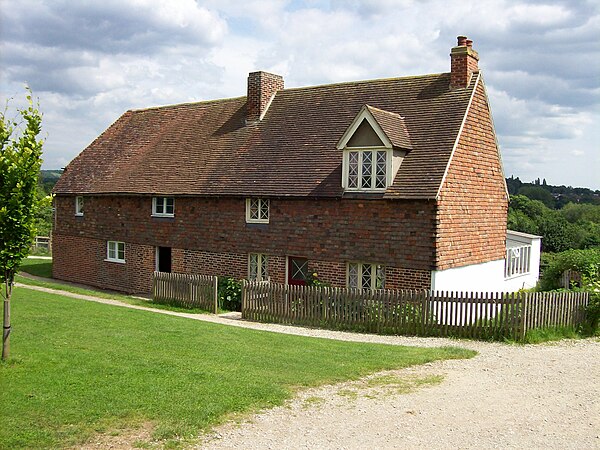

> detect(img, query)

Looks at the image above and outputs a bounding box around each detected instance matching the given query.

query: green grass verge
[1,287,476,449]
[19,257,52,278]
[522,326,580,344]
[17,258,209,314]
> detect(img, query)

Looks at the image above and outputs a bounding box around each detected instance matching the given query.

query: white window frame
[347,262,385,290]
[504,245,531,279]
[248,253,269,281]
[106,241,125,263]
[152,196,175,217]
[245,198,270,223]
[75,196,84,216]
[342,147,392,192]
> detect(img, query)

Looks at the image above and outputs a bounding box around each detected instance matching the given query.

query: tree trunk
[2,280,11,360]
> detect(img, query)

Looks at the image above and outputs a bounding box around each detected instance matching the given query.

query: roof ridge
[281,72,449,93]
[131,95,246,113]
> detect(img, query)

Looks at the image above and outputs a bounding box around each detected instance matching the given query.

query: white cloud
[1,0,598,189]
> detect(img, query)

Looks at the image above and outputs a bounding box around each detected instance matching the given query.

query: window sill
[342,191,386,200]
[75,213,84,217]
[246,219,269,224]
[504,272,530,280]
[151,214,175,218]
[105,258,126,264]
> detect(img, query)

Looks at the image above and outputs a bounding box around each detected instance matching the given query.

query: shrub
[580,275,600,335]
[218,277,242,311]
[539,248,600,291]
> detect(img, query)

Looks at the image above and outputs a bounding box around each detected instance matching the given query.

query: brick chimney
[450,35,479,89]
[246,71,284,123]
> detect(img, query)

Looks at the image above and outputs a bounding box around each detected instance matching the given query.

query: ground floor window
[288,256,308,285]
[347,262,385,290]
[249,253,268,281]
[106,241,125,263]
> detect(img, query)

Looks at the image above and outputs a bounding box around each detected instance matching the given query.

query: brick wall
[53,196,436,292]
[436,78,508,270]
[54,196,437,268]
[52,234,154,293]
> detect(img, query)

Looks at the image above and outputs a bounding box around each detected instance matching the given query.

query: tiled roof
[365,105,412,150]
[54,72,476,199]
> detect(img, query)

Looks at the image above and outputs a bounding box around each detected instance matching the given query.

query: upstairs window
[347,262,385,290]
[106,241,125,263]
[75,196,84,216]
[246,198,269,223]
[346,149,389,190]
[152,197,174,217]
[249,253,269,281]
[338,106,410,193]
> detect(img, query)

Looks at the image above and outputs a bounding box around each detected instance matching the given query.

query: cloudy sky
[1,0,599,189]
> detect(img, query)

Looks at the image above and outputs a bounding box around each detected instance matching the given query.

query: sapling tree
[1,89,44,360]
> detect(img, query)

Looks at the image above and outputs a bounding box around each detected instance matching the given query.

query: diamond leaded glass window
[345,149,388,190]
[249,253,268,281]
[246,198,270,223]
[348,262,385,290]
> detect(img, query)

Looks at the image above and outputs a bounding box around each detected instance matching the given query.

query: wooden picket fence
[242,281,590,341]
[152,272,218,313]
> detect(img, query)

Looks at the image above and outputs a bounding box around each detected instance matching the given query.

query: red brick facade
[52,196,435,293]
[52,234,154,293]
[436,79,508,270]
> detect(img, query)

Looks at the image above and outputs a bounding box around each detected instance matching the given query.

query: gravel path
[200,338,599,450]
[17,282,600,449]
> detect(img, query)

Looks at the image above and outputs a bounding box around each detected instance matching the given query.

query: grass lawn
[19,257,52,278]
[1,287,476,448]
[17,258,209,314]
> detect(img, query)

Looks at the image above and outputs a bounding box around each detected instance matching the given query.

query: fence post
[241,280,247,318]
[519,292,528,342]
[213,276,219,314]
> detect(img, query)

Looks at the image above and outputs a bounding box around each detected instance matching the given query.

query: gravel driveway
[199,337,599,450]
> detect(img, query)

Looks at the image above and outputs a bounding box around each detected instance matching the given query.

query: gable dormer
[337,105,412,192]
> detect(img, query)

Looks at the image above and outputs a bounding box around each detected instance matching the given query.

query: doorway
[156,247,172,273]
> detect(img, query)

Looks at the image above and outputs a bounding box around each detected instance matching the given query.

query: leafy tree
[0,90,44,360]
[508,195,600,253]
[34,184,53,237]
[517,185,555,208]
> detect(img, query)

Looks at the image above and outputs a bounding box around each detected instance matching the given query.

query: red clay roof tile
[54,72,476,199]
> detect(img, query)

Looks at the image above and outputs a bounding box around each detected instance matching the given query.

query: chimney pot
[450,36,479,89]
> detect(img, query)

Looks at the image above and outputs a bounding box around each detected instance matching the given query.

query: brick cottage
[53,36,520,295]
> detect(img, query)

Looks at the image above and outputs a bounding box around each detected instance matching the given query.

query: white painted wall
[431,259,506,292]
[430,230,542,293]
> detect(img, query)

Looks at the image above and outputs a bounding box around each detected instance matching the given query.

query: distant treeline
[39,170,63,195]
[506,176,600,209]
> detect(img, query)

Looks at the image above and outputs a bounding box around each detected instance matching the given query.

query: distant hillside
[39,170,63,194]
[506,176,600,209]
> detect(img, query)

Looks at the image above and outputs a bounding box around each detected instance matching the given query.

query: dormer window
[346,149,389,190]
[337,105,412,193]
